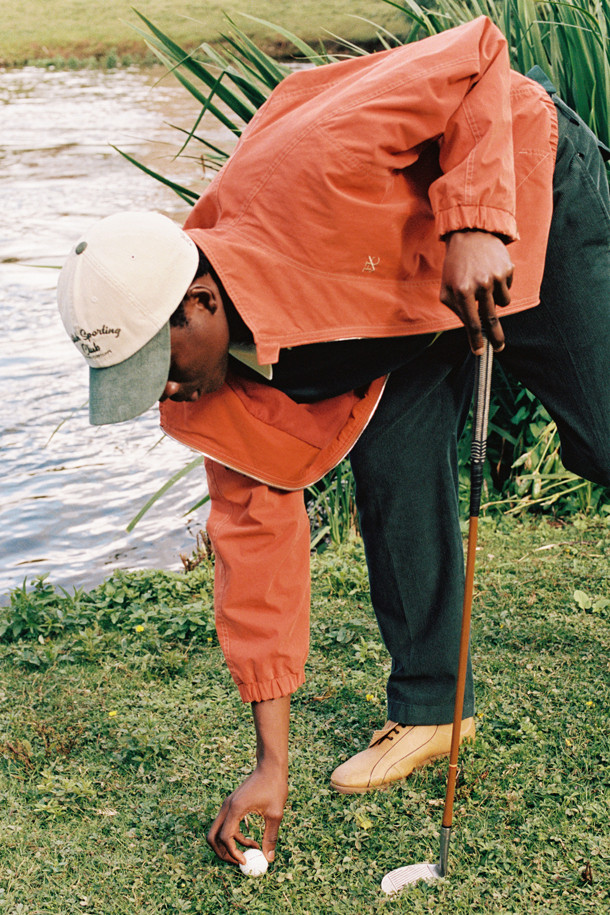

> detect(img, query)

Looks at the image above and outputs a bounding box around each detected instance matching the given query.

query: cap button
[75,241,87,255]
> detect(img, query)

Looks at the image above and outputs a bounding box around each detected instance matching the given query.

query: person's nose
[160,381,201,402]
[161,380,180,401]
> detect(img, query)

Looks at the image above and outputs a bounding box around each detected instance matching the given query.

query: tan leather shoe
[330,718,475,794]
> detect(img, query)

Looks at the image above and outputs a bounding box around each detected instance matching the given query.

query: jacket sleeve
[326,16,519,241]
[204,458,311,703]
[428,18,517,239]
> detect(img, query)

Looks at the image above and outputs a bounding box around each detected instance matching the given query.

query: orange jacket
[160,18,558,702]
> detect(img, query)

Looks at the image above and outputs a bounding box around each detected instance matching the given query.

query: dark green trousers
[350,94,610,724]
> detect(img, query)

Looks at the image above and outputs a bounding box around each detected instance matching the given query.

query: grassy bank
[1,516,608,913]
[0,0,408,67]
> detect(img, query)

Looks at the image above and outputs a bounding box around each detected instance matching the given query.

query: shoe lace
[370,723,402,747]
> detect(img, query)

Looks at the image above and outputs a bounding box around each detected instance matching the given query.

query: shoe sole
[330,727,475,795]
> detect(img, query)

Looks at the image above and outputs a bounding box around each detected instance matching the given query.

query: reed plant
[394,0,610,148]
[124,3,609,537]
[306,459,359,549]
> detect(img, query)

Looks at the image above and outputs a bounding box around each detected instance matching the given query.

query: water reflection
[0,66,233,599]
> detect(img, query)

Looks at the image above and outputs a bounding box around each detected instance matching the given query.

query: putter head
[381,860,443,895]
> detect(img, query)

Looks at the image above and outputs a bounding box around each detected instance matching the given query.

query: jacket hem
[160,375,388,491]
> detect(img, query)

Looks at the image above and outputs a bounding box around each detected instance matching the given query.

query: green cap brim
[89,322,171,425]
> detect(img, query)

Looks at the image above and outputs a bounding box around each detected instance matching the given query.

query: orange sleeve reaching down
[204,459,311,702]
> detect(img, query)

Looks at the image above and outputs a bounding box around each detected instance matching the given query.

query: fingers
[476,286,505,353]
[440,285,505,355]
[207,807,278,866]
[206,781,286,867]
[261,816,281,863]
[440,230,514,355]
[496,272,513,301]
[440,271,511,354]
[207,799,249,866]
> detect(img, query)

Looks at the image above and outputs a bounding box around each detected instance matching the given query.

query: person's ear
[187,281,218,315]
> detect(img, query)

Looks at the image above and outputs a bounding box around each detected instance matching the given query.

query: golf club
[381,338,494,896]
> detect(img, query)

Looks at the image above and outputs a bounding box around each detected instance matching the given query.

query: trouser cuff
[387,697,476,726]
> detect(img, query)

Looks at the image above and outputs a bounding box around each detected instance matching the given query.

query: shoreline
[1,33,398,70]
[0,1,410,69]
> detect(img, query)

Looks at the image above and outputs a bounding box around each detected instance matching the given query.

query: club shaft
[442,514,478,827]
[442,341,493,835]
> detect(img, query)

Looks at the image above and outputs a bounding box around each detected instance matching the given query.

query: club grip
[469,340,494,518]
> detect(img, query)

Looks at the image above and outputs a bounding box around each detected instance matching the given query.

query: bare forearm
[253,695,290,774]
[207,695,291,864]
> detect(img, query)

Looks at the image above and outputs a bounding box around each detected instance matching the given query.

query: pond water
[0,66,234,600]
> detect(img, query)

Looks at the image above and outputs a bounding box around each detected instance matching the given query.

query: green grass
[0,0,408,66]
[1,516,608,913]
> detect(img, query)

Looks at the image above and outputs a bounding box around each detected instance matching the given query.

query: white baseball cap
[57,211,199,425]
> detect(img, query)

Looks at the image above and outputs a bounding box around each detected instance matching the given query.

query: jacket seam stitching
[515,150,555,191]
[460,94,482,205]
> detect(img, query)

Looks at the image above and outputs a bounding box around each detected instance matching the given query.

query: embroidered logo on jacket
[362,256,380,273]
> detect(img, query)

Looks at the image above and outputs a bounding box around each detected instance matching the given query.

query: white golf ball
[239,847,269,877]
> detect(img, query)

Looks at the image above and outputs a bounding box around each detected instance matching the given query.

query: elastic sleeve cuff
[236,670,306,703]
[436,204,519,242]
